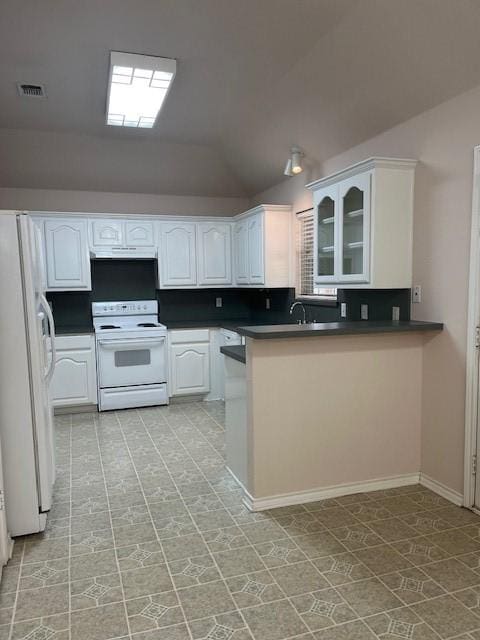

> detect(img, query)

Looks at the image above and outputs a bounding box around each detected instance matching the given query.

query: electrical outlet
[215,297,222,308]
[265,298,270,310]
[412,285,422,303]
[392,306,400,321]
[361,304,368,320]
[340,303,347,318]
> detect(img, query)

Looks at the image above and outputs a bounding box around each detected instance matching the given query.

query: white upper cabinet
[44,218,91,290]
[339,173,370,283]
[247,213,265,284]
[197,222,232,286]
[233,220,249,285]
[308,157,417,289]
[125,221,154,246]
[92,220,123,247]
[91,219,154,249]
[158,222,197,287]
[233,205,292,288]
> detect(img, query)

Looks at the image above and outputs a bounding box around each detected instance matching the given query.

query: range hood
[90,247,157,259]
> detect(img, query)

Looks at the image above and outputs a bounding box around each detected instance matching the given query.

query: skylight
[106,52,176,128]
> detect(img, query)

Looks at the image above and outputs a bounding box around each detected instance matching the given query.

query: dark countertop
[235,320,444,340]
[162,319,249,330]
[163,319,287,331]
[55,325,94,336]
[220,345,246,364]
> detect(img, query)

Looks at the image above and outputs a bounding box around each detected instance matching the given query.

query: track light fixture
[284,146,304,177]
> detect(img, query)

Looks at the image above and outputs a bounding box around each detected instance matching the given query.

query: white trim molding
[419,473,463,507]
[464,145,480,509]
[239,473,421,512]
[306,157,418,191]
[227,469,465,513]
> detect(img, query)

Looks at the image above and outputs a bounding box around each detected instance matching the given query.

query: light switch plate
[361,304,368,320]
[216,297,222,308]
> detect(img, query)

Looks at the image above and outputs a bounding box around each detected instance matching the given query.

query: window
[297,209,337,301]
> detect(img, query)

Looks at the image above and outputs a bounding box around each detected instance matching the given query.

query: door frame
[464,145,480,509]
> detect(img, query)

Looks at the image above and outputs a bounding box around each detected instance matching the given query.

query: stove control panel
[92,300,158,317]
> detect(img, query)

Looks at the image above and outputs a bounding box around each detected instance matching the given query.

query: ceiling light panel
[106,52,176,128]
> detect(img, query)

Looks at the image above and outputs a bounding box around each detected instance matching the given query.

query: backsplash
[47,258,411,329]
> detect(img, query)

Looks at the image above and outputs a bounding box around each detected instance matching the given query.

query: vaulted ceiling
[1,0,480,198]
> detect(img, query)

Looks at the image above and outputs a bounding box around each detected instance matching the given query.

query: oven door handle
[98,337,165,350]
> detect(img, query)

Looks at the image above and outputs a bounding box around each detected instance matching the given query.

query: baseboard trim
[419,473,463,506]
[240,472,421,512]
[54,404,97,415]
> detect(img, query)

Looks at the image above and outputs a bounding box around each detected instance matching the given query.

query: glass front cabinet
[309,158,417,289]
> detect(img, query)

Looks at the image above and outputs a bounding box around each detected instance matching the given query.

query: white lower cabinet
[50,335,97,407]
[168,330,210,397]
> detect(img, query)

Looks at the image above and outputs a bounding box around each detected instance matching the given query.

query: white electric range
[92,300,168,411]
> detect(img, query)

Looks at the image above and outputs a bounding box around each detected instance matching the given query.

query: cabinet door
[125,221,154,247]
[247,213,265,284]
[197,223,232,286]
[92,220,124,247]
[339,173,370,283]
[169,343,210,396]
[50,346,97,407]
[159,222,197,287]
[45,219,91,290]
[234,221,249,284]
[313,184,339,284]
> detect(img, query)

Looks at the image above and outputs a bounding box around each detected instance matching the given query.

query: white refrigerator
[0,212,56,537]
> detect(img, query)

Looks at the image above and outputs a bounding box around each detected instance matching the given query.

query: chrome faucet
[289,301,306,324]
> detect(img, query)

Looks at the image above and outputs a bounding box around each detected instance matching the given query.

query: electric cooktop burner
[100,324,120,329]
[137,323,157,327]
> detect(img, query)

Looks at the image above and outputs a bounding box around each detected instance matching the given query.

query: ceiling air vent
[17,83,46,98]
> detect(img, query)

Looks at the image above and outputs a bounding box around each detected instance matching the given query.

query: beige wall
[252,84,480,496]
[247,333,425,499]
[0,187,249,217]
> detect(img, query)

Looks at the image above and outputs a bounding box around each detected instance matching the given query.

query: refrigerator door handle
[40,294,56,383]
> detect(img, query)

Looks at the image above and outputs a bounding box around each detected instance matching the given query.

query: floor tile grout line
[170,407,326,638]
[150,405,478,637]
[93,412,134,640]
[21,406,480,640]
[136,406,262,638]
[112,409,194,640]
[141,408,442,629]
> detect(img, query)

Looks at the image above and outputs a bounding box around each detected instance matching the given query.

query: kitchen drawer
[168,329,210,344]
[55,334,93,350]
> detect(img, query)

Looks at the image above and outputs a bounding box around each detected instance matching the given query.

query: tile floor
[2,402,480,639]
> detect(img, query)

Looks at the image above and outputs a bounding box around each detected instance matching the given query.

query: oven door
[97,336,166,388]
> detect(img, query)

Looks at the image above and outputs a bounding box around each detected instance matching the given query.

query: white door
[313,184,339,285]
[234,221,249,285]
[50,343,97,407]
[92,219,124,247]
[197,223,232,286]
[125,221,154,247]
[247,213,265,284]
[338,173,371,284]
[159,222,197,287]
[97,336,167,388]
[170,343,210,395]
[45,219,91,290]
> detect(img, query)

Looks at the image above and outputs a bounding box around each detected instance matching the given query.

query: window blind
[297,210,337,299]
